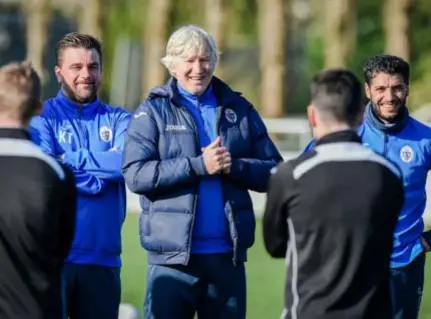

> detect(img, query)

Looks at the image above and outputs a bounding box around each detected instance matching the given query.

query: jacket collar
[0,127,30,140]
[56,90,101,115]
[315,129,362,146]
[149,76,240,107]
[364,103,409,134]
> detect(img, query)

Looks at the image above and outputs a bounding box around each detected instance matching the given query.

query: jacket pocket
[234,210,256,249]
[139,211,191,253]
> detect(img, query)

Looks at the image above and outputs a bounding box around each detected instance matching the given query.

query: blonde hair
[0,61,41,122]
[160,25,220,74]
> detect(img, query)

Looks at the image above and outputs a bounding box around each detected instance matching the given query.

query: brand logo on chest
[100,126,113,142]
[400,145,414,163]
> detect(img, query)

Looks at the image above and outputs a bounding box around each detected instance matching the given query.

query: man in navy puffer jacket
[122,25,282,319]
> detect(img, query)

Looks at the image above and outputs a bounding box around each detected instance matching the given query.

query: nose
[80,66,91,79]
[384,88,396,101]
[192,60,204,73]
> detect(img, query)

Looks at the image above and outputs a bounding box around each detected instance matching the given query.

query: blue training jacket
[30,91,131,267]
[304,104,431,268]
[122,76,283,265]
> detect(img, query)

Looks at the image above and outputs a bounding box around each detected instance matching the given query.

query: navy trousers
[62,263,121,319]
[390,253,426,319]
[144,253,246,319]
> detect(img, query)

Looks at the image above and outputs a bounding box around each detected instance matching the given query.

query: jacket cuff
[190,156,208,176]
[421,230,431,248]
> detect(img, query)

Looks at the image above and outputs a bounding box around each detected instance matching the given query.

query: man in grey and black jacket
[263,69,404,319]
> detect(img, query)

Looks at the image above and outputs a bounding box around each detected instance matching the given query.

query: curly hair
[363,54,409,85]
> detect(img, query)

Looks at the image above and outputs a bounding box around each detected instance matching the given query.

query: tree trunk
[142,0,173,98]
[205,0,226,80]
[24,0,51,83]
[324,0,356,68]
[383,0,412,61]
[257,0,287,118]
[79,0,103,40]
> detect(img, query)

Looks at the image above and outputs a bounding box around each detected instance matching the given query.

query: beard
[60,80,98,104]
[370,98,406,123]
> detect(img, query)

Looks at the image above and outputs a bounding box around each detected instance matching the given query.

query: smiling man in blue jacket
[304,55,431,318]
[122,25,282,319]
[30,33,131,319]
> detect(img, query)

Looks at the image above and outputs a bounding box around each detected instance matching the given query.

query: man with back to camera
[0,61,77,319]
[263,69,405,319]
[303,55,431,318]
[30,32,131,319]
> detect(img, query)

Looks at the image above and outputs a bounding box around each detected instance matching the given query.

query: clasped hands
[202,137,231,175]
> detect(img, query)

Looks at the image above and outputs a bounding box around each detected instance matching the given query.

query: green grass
[121,213,431,318]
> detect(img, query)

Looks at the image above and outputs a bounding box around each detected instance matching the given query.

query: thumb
[207,136,221,149]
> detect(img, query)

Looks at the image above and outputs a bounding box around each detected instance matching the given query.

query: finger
[207,136,221,149]
[215,147,228,155]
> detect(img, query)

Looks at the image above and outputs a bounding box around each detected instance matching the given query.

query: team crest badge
[99,126,113,143]
[400,145,414,163]
[225,108,237,123]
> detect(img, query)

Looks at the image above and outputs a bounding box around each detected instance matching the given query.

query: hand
[202,137,231,175]
[109,146,119,152]
[421,236,430,253]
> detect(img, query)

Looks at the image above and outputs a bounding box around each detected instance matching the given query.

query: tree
[257,0,287,118]
[323,0,357,68]
[141,0,173,98]
[383,0,412,61]
[23,0,51,83]
[205,0,227,80]
[78,0,104,40]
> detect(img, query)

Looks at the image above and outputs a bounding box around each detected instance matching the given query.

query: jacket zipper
[383,134,388,156]
[216,104,238,265]
[183,104,200,265]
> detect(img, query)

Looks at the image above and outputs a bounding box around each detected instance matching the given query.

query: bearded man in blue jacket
[30,32,131,319]
[304,55,431,318]
[122,24,283,319]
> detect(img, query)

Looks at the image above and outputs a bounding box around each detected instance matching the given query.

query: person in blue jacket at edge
[122,24,283,319]
[30,32,131,319]
[304,55,431,319]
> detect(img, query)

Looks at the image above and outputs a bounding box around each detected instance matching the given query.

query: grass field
[120,213,431,319]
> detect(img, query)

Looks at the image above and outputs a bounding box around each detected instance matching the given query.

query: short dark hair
[55,32,102,66]
[311,69,363,126]
[363,54,410,85]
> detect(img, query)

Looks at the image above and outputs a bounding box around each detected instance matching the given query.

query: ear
[307,104,317,128]
[34,101,43,116]
[365,83,371,99]
[54,66,62,84]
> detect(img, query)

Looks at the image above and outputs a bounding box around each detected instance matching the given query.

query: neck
[314,123,351,139]
[0,116,25,129]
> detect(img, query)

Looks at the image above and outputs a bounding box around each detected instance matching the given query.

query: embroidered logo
[99,126,113,142]
[58,122,73,144]
[400,145,414,163]
[225,108,237,123]
[165,124,187,131]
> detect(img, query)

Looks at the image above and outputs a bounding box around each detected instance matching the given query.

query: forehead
[60,47,100,65]
[369,72,406,87]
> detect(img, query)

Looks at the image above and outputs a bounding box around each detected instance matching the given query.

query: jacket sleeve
[62,110,131,181]
[122,101,208,196]
[262,162,293,258]
[30,115,106,195]
[58,165,77,261]
[225,106,283,192]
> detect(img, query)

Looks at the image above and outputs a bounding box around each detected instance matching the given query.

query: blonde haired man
[0,61,77,319]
